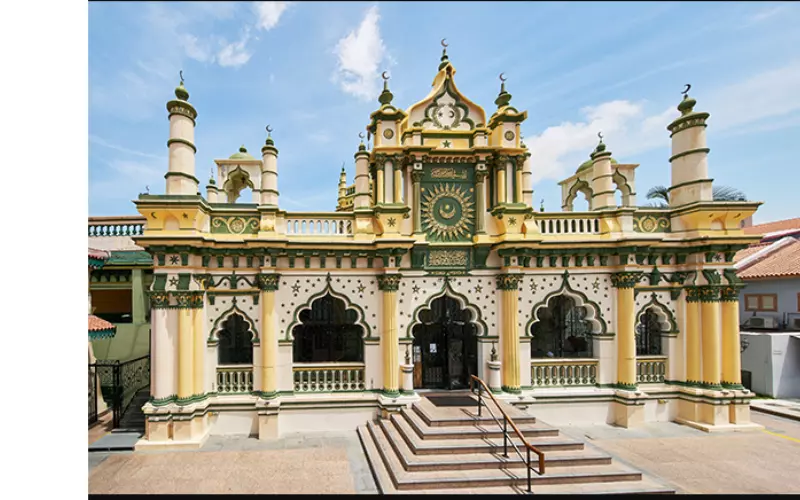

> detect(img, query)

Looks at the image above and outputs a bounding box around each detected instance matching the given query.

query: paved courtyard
[89,412,800,494]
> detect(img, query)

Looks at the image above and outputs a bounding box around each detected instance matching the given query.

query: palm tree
[644,185,746,207]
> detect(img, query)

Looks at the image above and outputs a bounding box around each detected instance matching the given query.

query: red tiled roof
[89,248,110,260]
[89,315,115,332]
[743,217,800,236]
[733,242,770,263]
[737,239,800,280]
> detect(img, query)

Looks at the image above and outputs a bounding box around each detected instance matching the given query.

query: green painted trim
[612,383,638,391]
[209,299,259,342]
[501,385,522,394]
[667,112,709,135]
[525,270,608,336]
[164,171,200,184]
[166,138,197,153]
[284,278,372,341]
[721,382,745,390]
[667,178,712,193]
[669,148,710,163]
[404,277,490,339]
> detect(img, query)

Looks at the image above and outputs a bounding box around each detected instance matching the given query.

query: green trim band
[167,137,197,153]
[669,147,710,163]
[501,385,522,394]
[165,171,200,184]
[667,178,713,192]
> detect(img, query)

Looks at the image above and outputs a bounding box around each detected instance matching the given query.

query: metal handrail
[469,375,545,493]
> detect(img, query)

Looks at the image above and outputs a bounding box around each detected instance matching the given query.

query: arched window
[636,308,662,355]
[292,293,364,363]
[218,313,254,365]
[530,295,593,358]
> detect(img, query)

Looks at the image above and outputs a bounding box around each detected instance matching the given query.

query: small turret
[165,71,199,195]
[260,126,279,207]
[666,84,712,206]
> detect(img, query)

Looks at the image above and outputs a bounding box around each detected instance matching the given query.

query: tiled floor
[88,412,113,445]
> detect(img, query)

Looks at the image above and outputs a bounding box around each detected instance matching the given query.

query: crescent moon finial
[441,38,448,48]
[266,125,273,134]
[598,131,604,141]
[499,72,507,82]
[358,132,365,140]
[682,84,691,96]
[179,70,184,85]
[381,71,389,81]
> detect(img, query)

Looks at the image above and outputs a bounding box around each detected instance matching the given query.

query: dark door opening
[412,295,478,390]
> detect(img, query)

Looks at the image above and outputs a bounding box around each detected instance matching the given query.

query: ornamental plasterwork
[419,81,474,131]
[430,167,468,180]
[421,183,475,241]
[633,214,671,233]
[519,273,613,334]
[211,216,259,235]
[428,250,468,267]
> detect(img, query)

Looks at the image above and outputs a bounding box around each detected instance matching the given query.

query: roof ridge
[735,236,796,272]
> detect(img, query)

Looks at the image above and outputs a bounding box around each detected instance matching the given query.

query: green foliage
[644,184,747,207]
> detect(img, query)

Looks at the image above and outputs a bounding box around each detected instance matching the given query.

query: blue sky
[89,1,800,223]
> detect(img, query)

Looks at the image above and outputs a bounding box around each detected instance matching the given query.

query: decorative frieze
[697,285,721,302]
[256,273,281,291]
[428,249,468,267]
[685,286,700,303]
[610,272,643,289]
[719,285,742,302]
[211,216,259,235]
[377,274,403,291]
[148,291,170,308]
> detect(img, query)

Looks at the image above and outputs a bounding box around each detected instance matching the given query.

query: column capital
[610,271,643,289]
[411,171,425,182]
[685,286,701,303]
[495,273,523,290]
[475,170,488,182]
[698,285,721,302]
[174,291,204,308]
[256,273,281,291]
[377,273,403,291]
[719,285,743,302]
[148,291,171,309]
[192,273,213,290]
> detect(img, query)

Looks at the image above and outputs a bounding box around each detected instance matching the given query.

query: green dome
[229,145,255,160]
[577,156,617,173]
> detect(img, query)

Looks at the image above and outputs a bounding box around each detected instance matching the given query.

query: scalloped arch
[525,272,607,336]
[565,179,593,211]
[635,293,677,333]
[404,279,488,339]
[209,303,258,343]
[284,281,370,341]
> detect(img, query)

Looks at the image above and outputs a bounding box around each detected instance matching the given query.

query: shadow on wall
[91,323,150,362]
[777,335,800,399]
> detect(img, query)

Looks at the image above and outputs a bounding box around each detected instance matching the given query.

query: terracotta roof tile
[88,248,110,260]
[743,217,800,236]
[89,315,116,332]
[733,242,770,263]
[738,239,800,280]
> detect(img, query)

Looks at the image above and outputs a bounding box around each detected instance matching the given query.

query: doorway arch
[411,294,478,390]
[529,294,593,359]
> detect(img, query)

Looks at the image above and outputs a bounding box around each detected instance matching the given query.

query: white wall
[741,332,800,398]
[738,278,800,325]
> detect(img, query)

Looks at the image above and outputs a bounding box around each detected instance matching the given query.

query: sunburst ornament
[421,183,475,240]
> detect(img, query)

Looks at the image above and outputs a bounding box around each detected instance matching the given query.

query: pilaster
[257,273,281,398]
[378,274,402,395]
[611,272,642,390]
[496,273,523,393]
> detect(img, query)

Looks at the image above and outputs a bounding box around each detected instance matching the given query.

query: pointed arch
[635,292,677,334]
[217,313,256,365]
[209,299,258,344]
[404,278,488,339]
[525,271,607,336]
[285,278,371,341]
[564,179,593,211]
[612,168,633,207]
[222,166,255,203]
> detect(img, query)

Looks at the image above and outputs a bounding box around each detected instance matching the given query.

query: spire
[358,132,367,152]
[494,72,512,108]
[209,167,216,185]
[677,83,697,116]
[174,70,189,101]
[264,125,275,147]
[378,71,393,106]
[438,38,450,71]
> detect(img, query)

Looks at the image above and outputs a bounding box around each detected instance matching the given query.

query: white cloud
[254,1,291,31]
[180,34,214,63]
[332,5,387,101]
[217,31,253,68]
[750,5,789,23]
[89,135,165,160]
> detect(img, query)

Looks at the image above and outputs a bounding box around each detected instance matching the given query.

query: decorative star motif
[529,280,538,292]
[182,213,188,219]
[291,283,301,294]
[168,277,179,287]
[475,284,483,294]
[169,255,179,265]
[441,140,452,148]
[592,277,601,292]
[357,284,366,294]
[412,284,420,294]
[714,253,723,262]
[508,217,517,226]
[387,217,396,227]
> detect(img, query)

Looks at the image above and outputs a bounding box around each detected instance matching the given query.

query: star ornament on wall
[592,277,601,292]
[169,255,180,265]
[529,280,538,292]
[357,284,366,294]
[412,284,420,294]
[291,283,301,294]
[475,284,483,294]
[387,217,396,227]
[441,140,452,148]
[169,277,179,287]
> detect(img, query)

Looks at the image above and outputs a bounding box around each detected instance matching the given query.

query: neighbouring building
[734,218,800,398]
[122,47,764,449]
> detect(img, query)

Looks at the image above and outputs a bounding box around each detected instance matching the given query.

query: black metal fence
[88,355,150,428]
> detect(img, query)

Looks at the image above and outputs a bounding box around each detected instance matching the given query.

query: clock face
[383,128,394,139]
[420,183,475,241]
[504,130,515,141]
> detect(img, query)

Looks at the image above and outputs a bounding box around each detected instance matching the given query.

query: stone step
[405,476,676,495]
[377,416,612,472]
[400,407,559,440]
[362,422,645,491]
[388,413,585,455]
[412,398,537,428]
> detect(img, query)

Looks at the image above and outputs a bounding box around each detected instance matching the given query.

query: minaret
[666,85,712,206]
[353,136,371,210]
[337,164,347,209]
[521,139,533,207]
[590,133,615,210]
[206,169,219,203]
[165,71,199,195]
[260,126,279,207]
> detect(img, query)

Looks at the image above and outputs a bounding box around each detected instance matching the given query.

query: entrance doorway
[411,295,478,390]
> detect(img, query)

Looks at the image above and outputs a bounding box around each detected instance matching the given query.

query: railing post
[503,416,508,458]
[477,382,482,417]
[113,362,121,428]
[527,447,532,493]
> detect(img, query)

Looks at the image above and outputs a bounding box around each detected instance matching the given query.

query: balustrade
[636,356,667,383]
[285,214,354,236]
[293,363,365,392]
[537,214,600,235]
[530,359,598,387]
[216,366,254,394]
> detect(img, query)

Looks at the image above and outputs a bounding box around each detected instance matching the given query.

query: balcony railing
[636,356,667,384]
[285,213,354,236]
[216,365,253,394]
[89,216,146,237]
[536,213,601,235]
[530,358,598,387]
[293,363,365,392]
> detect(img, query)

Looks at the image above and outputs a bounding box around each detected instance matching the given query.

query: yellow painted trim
[701,301,721,386]
[501,288,521,390]
[178,308,193,399]
[261,290,276,394]
[616,287,636,386]
[720,300,741,385]
[193,307,204,395]
[685,300,701,384]
[382,290,399,392]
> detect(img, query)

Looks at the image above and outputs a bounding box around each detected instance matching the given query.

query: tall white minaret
[353,136,371,210]
[260,126,279,207]
[667,85,712,206]
[165,72,198,195]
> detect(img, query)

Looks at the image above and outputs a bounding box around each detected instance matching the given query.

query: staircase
[358,394,675,494]
[116,388,149,432]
